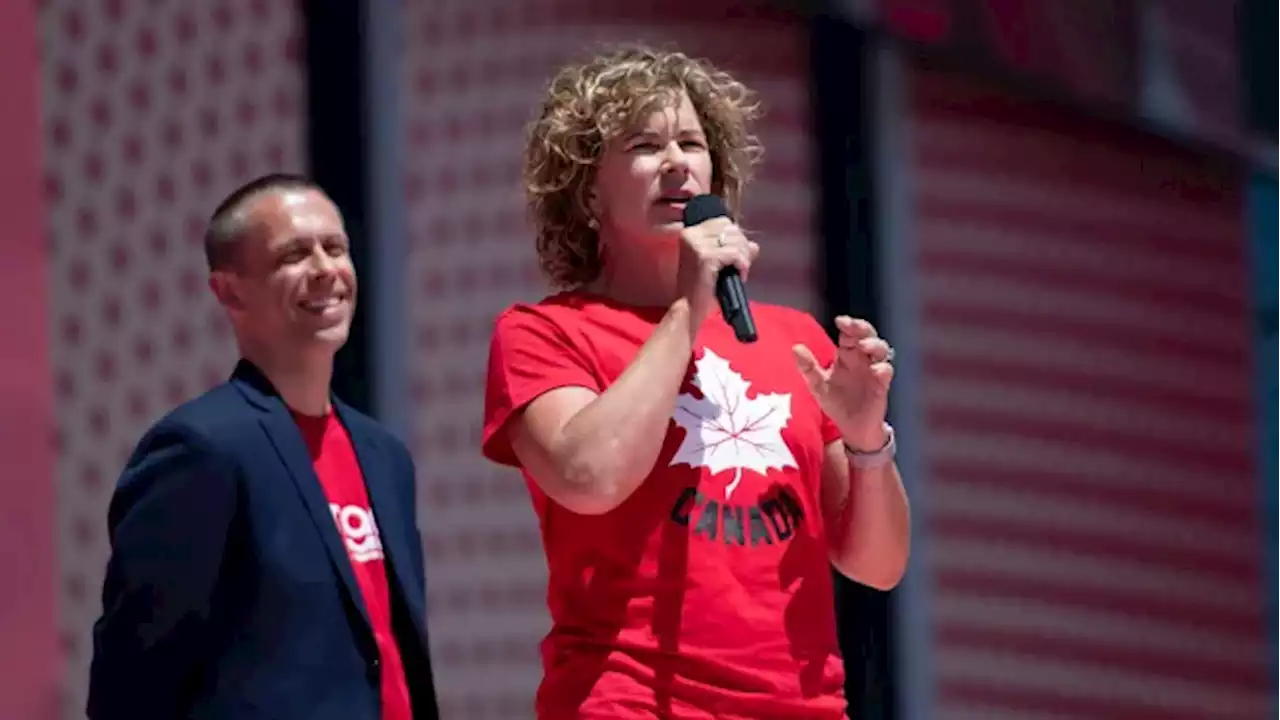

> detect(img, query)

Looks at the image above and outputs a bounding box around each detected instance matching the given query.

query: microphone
[683,195,758,343]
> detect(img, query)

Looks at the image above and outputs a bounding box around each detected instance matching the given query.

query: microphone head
[682,194,729,227]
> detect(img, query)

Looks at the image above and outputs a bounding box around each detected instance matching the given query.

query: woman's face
[589,90,715,255]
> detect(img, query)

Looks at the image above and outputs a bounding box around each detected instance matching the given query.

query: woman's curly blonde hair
[523,45,764,289]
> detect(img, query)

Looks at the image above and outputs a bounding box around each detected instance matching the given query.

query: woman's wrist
[665,297,702,344]
[844,423,896,470]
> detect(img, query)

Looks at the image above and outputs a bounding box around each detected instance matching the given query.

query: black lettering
[670,487,697,526]
[672,488,809,548]
[722,505,745,546]
[694,500,719,540]
[761,499,793,541]
[748,507,773,546]
[777,489,805,524]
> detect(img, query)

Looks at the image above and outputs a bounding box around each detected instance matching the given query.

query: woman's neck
[586,232,678,308]
[587,275,674,308]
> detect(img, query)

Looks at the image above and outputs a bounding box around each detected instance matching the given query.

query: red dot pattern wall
[401,1,819,716]
[40,1,306,715]
[909,69,1269,719]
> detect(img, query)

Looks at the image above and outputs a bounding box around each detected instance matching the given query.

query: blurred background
[2,0,1275,718]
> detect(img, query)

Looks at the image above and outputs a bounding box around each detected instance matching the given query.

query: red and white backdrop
[905,66,1269,719]
[39,1,306,716]
[400,1,820,716]
[2,4,56,720]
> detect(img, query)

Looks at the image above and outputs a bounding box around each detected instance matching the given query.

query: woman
[482,46,910,719]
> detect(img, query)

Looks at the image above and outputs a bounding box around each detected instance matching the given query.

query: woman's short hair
[523,45,763,289]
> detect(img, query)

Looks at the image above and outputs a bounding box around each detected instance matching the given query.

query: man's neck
[241,342,335,417]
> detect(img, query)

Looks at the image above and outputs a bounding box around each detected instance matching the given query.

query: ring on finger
[884,346,896,363]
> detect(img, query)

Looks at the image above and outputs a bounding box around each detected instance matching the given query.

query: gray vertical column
[364,0,410,438]
[809,15,895,720]
[871,38,937,720]
[1239,2,1278,707]
[1245,173,1277,718]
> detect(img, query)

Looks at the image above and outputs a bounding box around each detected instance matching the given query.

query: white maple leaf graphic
[669,349,797,500]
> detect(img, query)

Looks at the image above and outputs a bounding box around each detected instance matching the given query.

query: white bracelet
[844,423,896,469]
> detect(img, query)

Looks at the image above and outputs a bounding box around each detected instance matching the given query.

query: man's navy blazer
[87,360,439,720]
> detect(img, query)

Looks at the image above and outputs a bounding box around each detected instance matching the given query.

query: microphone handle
[715,267,758,343]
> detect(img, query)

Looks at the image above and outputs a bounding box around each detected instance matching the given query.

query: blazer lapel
[231,361,374,636]
[338,404,426,623]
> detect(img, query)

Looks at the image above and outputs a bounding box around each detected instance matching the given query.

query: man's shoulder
[140,379,257,452]
[335,404,418,493]
[334,400,412,457]
[155,379,245,427]
[115,381,253,485]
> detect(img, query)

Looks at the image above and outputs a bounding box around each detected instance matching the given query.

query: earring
[587,216,599,230]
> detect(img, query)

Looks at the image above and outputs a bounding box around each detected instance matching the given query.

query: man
[87,174,439,719]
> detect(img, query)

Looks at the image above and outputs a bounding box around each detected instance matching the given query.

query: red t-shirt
[482,291,847,719]
[293,411,413,720]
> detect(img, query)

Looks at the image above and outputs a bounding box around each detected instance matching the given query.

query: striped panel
[910,69,1268,720]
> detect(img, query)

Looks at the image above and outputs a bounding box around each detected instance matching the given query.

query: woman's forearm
[830,460,911,590]
[550,299,698,512]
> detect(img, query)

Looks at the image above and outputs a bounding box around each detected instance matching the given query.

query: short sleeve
[792,311,844,446]
[481,305,602,467]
